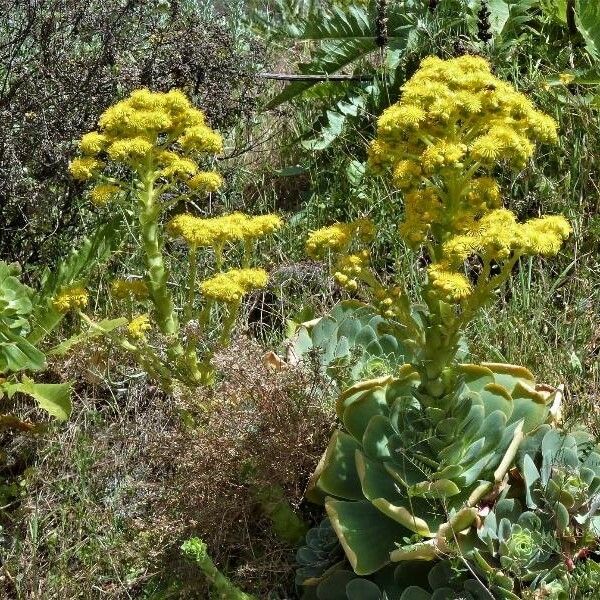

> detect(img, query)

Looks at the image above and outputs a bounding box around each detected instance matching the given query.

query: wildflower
[200,268,268,303]
[559,73,575,85]
[69,157,104,181]
[306,219,375,259]
[241,215,283,239]
[178,125,224,154]
[428,264,472,302]
[127,314,151,339]
[52,286,89,313]
[187,171,224,193]
[89,183,120,206]
[79,132,107,155]
[107,137,154,163]
[111,278,149,300]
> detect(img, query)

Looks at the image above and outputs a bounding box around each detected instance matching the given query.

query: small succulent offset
[296,56,592,599]
[69,89,282,390]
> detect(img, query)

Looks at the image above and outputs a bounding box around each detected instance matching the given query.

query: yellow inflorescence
[306,219,375,259]
[127,314,151,339]
[428,264,473,303]
[110,278,149,300]
[200,268,268,303]
[69,157,104,181]
[71,88,224,198]
[368,55,560,247]
[333,251,370,292]
[89,183,120,206]
[187,171,224,193]
[167,212,282,248]
[52,286,89,313]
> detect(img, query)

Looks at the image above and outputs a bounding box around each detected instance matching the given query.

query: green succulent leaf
[325,498,409,576]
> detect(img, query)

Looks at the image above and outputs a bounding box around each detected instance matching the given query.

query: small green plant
[181,537,257,600]
[296,55,593,598]
[69,89,282,390]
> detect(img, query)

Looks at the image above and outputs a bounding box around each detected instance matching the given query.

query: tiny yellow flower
[127,314,151,339]
[89,183,120,206]
[52,286,89,313]
[69,157,104,181]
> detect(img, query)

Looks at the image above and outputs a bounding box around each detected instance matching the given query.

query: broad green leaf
[326,498,409,575]
[576,0,600,60]
[3,376,72,421]
[0,324,46,373]
[317,431,363,500]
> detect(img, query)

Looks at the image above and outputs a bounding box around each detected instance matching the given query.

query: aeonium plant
[297,56,593,600]
[69,89,282,390]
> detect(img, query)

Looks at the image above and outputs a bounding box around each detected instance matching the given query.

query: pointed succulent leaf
[480,383,513,418]
[370,497,435,537]
[355,450,406,504]
[456,364,495,392]
[408,479,460,499]
[481,362,535,394]
[506,382,549,433]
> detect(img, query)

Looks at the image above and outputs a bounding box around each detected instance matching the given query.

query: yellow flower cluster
[111,278,149,300]
[368,55,559,249]
[167,212,282,248]
[199,268,268,303]
[127,314,151,339]
[52,286,89,313]
[333,251,370,292]
[442,210,572,265]
[306,219,375,259]
[89,183,120,206]
[69,89,223,191]
[188,171,224,193]
[427,264,473,303]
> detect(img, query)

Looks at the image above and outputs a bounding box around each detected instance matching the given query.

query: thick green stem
[183,246,198,324]
[138,172,178,336]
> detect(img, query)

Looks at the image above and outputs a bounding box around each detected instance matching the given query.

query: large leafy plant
[69,89,282,390]
[295,56,594,599]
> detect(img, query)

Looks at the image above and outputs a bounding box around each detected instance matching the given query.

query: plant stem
[184,246,198,324]
[138,170,178,336]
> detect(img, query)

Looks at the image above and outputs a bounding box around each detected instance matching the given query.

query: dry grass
[1,338,334,599]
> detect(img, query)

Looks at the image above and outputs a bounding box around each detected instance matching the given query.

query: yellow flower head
[89,183,120,206]
[178,125,224,154]
[306,219,375,259]
[79,132,107,155]
[72,89,223,179]
[200,268,268,303]
[370,55,558,179]
[187,171,224,193]
[241,214,283,239]
[69,157,104,181]
[127,314,151,339]
[167,212,281,248]
[428,264,472,303]
[52,286,89,313]
[111,278,149,300]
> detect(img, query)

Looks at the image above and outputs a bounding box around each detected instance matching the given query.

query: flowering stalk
[138,169,178,335]
[68,90,283,390]
[308,56,571,401]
